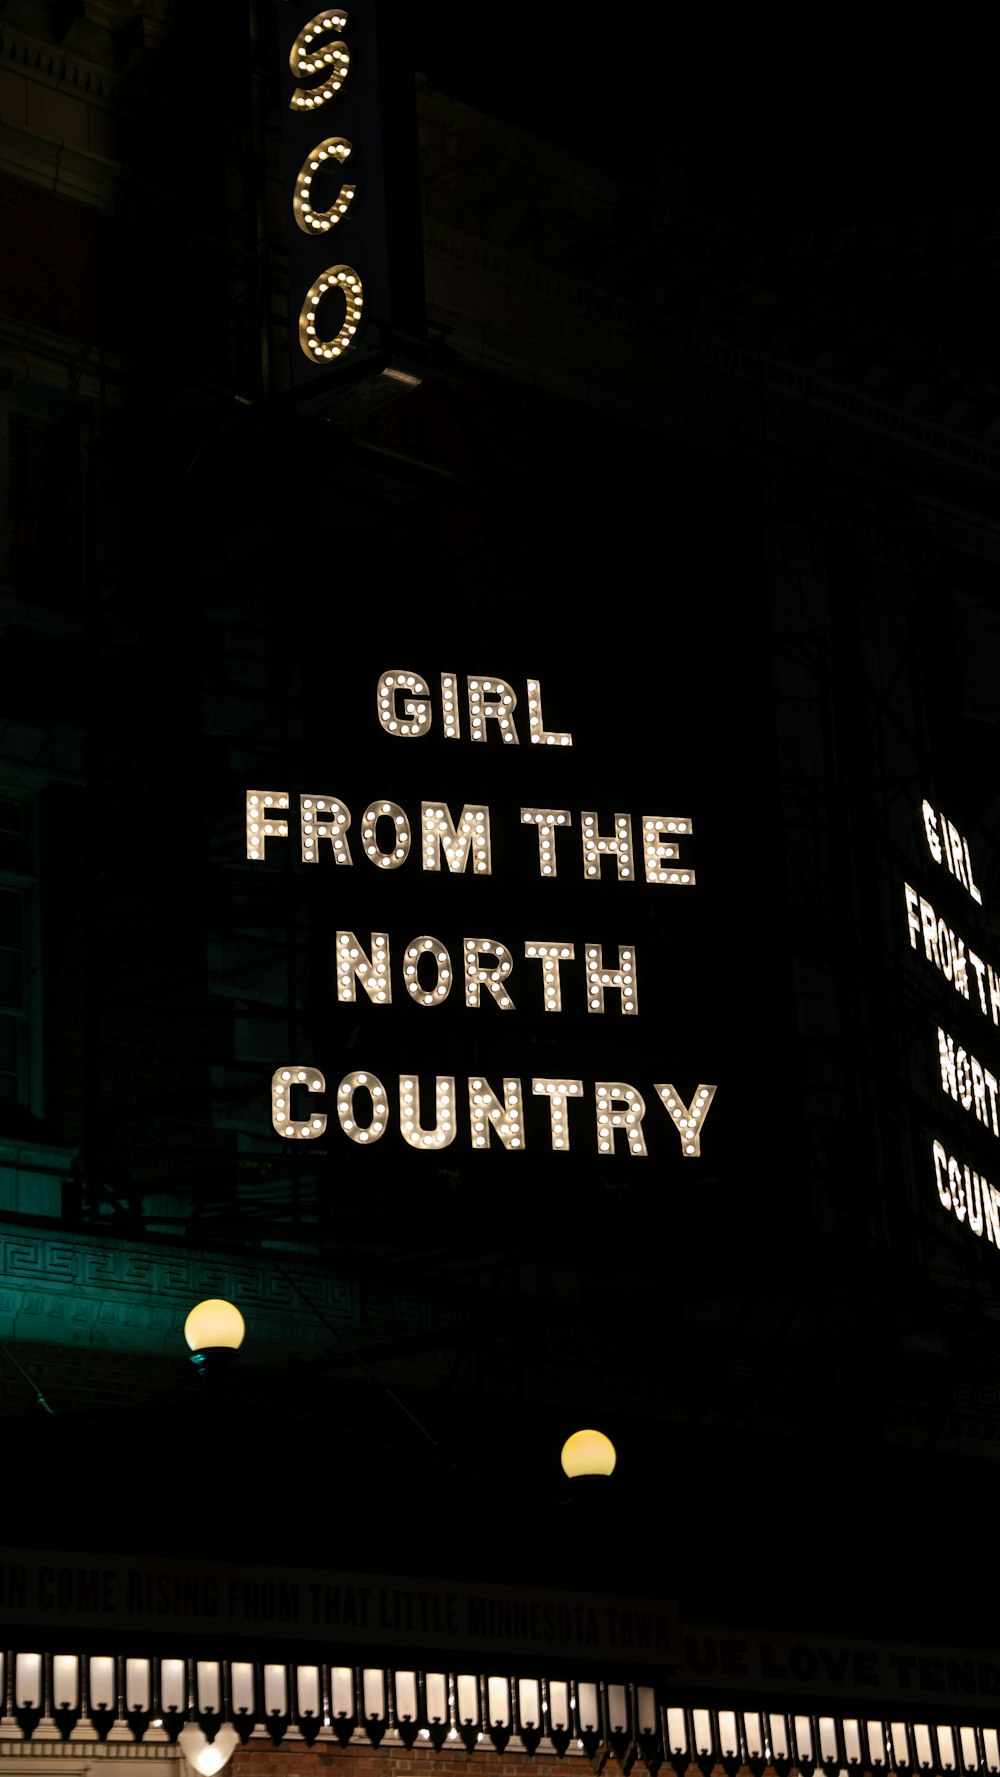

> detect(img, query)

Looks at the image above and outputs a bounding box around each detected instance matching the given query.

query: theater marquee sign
[245,670,718,1162]
[901,799,1000,1246]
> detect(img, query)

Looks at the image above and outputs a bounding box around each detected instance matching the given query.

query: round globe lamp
[178,1723,239,1776]
[560,1428,616,1478]
[184,1299,245,1375]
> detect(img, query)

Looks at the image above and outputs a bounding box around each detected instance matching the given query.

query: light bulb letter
[301,794,353,864]
[421,802,492,874]
[464,939,515,1010]
[247,790,289,861]
[289,9,350,113]
[336,931,391,1004]
[467,676,520,744]
[272,1066,327,1140]
[377,671,432,738]
[582,812,634,882]
[526,679,572,747]
[532,1078,584,1150]
[654,1083,717,1157]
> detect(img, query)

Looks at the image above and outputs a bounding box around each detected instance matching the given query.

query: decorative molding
[0,122,120,210]
[0,315,129,407]
[0,1221,361,1359]
[0,25,120,108]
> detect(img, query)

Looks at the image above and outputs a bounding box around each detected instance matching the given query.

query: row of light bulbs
[182,1300,616,1477]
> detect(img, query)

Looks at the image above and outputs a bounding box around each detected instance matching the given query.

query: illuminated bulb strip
[421,803,492,874]
[377,671,431,738]
[595,1082,648,1156]
[521,808,571,877]
[582,812,633,881]
[361,800,411,869]
[336,930,391,1004]
[404,937,452,1006]
[585,945,637,1015]
[300,794,353,864]
[272,1067,327,1139]
[467,677,520,744]
[532,1078,583,1150]
[399,1075,456,1149]
[464,938,515,1010]
[469,1077,523,1149]
[247,789,289,860]
[289,11,349,111]
[526,679,572,746]
[441,673,460,739]
[643,815,695,885]
[336,1070,387,1144]
[294,136,356,234]
[524,942,575,1012]
[299,264,363,363]
[654,1083,717,1156]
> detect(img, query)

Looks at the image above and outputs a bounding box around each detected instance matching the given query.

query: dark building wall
[4,0,1000,1684]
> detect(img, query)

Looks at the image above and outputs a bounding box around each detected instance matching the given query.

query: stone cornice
[0,23,120,109]
[0,313,128,405]
[0,121,120,209]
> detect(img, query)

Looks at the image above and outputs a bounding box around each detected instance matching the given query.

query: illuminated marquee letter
[362,800,411,868]
[464,939,514,1010]
[336,931,391,1004]
[272,1066,327,1139]
[521,809,572,877]
[301,794,353,864]
[469,1077,524,1149]
[467,677,520,744]
[524,942,575,1011]
[654,1083,717,1157]
[922,801,943,863]
[526,679,572,747]
[404,936,453,1006]
[247,790,289,860]
[289,9,349,113]
[585,944,637,1014]
[337,1070,388,1144]
[441,673,460,739]
[299,264,363,363]
[421,803,492,874]
[582,813,634,881]
[399,1075,456,1149]
[294,137,356,234]
[532,1078,583,1150]
[377,672,432,738]
[932,1138,952,1209]
[595,1083,648,1156]
[642,816,695,885]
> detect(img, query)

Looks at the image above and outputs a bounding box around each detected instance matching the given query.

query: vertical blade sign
[277,1,420,380]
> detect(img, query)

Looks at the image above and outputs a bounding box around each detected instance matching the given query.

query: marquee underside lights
[250,667,718,1164]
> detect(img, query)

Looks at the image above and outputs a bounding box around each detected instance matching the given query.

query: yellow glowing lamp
[560,1428,617,1478]
[184,1299,245,1373]
[178,1723,240,1776]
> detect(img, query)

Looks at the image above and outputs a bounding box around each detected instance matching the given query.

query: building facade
[3,4,1000,1775]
